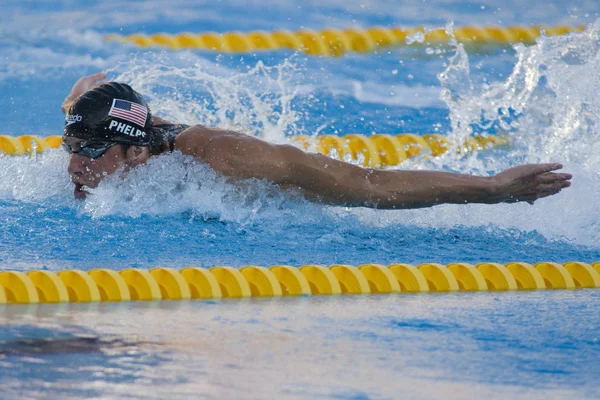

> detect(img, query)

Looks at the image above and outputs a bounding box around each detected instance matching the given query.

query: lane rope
[105,25,585,56]
[0,262,598,304]
[0,133,509,168]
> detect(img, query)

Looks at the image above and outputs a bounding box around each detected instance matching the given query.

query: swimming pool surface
[1,0,599,398]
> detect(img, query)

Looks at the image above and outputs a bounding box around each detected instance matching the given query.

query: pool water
[1,0,599,398]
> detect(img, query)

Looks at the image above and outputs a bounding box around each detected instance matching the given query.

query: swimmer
[62,72,572,207]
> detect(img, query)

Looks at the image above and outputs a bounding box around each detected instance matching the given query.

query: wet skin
[65,137,151,199]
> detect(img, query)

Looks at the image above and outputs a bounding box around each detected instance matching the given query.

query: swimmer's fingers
[536,172,572,183]
[537,181,571,192]
[527,163,564,176]
[515,184,567,204]
[523,182,569,198]
[87,71,106,81]
[504,179,569,204]
[89,72,107,87]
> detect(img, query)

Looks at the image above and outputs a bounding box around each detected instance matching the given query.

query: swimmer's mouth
[74,183,89,200]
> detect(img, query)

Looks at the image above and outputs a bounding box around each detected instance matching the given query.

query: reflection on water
[0,336,148,357]
[0,292,598,399]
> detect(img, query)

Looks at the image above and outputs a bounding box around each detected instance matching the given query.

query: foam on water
[1,20,599,246]
[349,21,600,245]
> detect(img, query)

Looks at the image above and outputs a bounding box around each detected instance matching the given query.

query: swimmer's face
[65,137,129,199]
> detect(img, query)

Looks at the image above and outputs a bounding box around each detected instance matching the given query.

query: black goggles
[62,140,119,159]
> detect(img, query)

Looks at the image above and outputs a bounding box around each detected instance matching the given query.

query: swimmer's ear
[125,146,151,167]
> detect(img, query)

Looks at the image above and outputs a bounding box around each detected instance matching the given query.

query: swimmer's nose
[67,153,88,177]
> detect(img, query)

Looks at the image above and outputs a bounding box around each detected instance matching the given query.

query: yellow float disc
[88,269,131,301]
[16,135,48,154]
[0,271,39,303]
[422,134,451,157]
[44,136,63,149]
[534,262,575,289]
[343,134,382,167]
[26,270,69,303]
[366,27,397,47]
[387,263,429,292]
[357,264,400,294]
[199,33,225,50]
[150,33,180,49]
[299,265,341,295]
[296,30,327,56]
[592,262,600,275]
[58,270,101,302]
[119,269,162,301]
[0,284,6,304]
[180,267,222,299]
[209,266,251,298]
[395,134,429,158]
[177,33,204,48]
[370,134,408,166]
[475,134,509,149]
[390,27,421,42]
[128,34,155,47]
[247,31,278,50]
[504,262,546,289]
[320,29,350,57]
[223,32,253,52]
[269,265,311,296]
[453,26,486,42]
[240,265,283,297]
[342,28,375,53]
[416,263,459,292]
[292,135,311,150]
[459,137,482,153]
[424,27,451,42]
[329,264,370,294]
[447,263,488,291]
[271,30,303,50]
[475,263,517,291]
[149,267,191,300]
[315,135,347,158]
[0,135,25,155]
[562,262,600,288]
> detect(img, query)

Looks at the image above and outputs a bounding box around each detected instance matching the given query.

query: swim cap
[63,82,154,146]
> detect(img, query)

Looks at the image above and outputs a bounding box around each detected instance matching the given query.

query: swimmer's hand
[61,72,107,114]
[489,163,572,205]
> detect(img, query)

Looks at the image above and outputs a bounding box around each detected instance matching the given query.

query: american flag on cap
[108,98,148,127]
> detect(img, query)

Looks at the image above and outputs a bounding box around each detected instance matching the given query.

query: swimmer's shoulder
[173,124,244,159]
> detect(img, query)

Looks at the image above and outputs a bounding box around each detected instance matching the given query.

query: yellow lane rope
[0,261,598,303]
[105,25,585,56]
[0,133,509,168]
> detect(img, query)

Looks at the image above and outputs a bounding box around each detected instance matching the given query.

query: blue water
[1,0,599,398]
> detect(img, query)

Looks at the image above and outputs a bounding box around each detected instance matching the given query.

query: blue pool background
[1,0,600,398]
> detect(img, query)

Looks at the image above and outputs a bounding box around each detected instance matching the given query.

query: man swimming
[62,72,572,207]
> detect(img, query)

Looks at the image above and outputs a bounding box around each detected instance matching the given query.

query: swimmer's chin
[74,183,90,200]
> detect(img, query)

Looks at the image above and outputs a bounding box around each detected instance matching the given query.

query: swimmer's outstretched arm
[175,127,572,209]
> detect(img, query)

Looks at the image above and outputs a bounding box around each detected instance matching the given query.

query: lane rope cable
[0,133,509,168]
[0,262,598,303]
[105,25,585,56]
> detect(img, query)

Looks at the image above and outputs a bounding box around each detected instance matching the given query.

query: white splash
[111,54,306,144]
[81,151,319,226]
[358,20,600,245]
